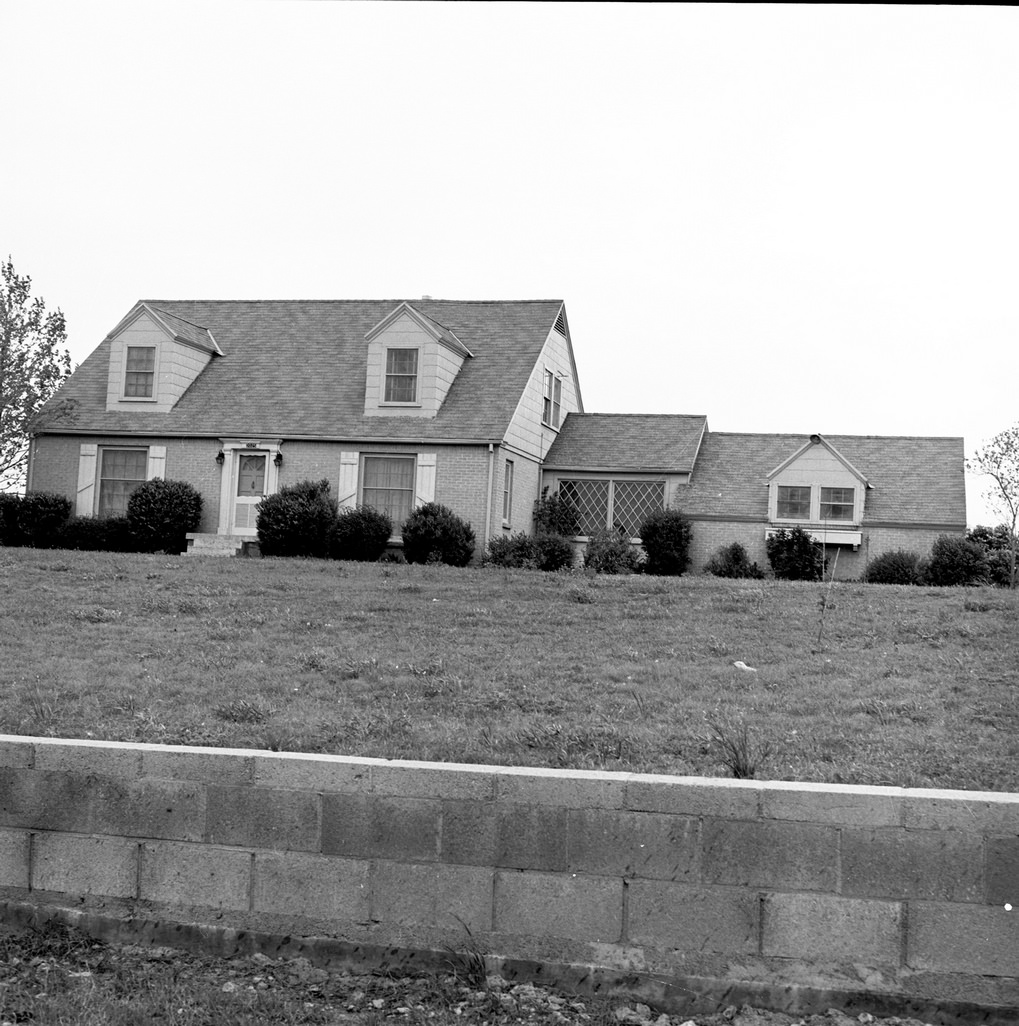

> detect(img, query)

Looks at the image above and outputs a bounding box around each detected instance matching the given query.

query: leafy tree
[0,259,73,490]
[968,425,1019,588]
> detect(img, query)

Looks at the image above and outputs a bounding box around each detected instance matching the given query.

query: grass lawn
[1,546,1016,792]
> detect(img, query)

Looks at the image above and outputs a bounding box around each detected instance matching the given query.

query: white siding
[770,444,865,524]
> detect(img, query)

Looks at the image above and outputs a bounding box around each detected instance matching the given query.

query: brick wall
[0,736,1015,1020]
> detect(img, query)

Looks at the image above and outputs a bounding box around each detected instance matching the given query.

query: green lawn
[1,547,1016,792]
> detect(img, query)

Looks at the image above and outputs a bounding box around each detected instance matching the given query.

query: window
[237,454,267,496]
[820,487,855,521]
[362,455,415,531]
[503,460,514,523]
[542,370,562,428]
[123,346,155,398]
[384,348,418,403]
[557,478,665,537]
[777,485,811,519]
[98,448,147,516]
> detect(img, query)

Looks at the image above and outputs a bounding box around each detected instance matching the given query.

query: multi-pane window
[362,455,415,531]
[98,448,147,516]
[124,346,155,398]
[542,370,562,428]
[503,460,514,523]
[237,454,266,496]
[820,487,855,521]
[384,348,418,403]
[557,478,665,538]
[777,485,811,519]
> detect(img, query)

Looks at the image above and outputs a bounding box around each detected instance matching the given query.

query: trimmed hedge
[402,502,475,567]
[126,478,203,554]
[257,480,338,559]
[0,492,73,548]
[863,549,926,585]
[639,508,692,576]
[331,505,392,562]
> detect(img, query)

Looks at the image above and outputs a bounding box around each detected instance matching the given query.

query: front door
[233,452,268,533]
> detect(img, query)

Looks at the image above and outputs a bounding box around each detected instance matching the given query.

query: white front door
[233,452,268,533]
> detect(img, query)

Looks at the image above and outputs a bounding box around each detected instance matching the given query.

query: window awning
[767,527,862,546]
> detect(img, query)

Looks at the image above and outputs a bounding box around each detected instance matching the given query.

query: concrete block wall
[0,735,1016,1018]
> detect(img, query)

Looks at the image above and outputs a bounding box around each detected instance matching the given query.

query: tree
[968,424,1019,588]
[0,259,73,490]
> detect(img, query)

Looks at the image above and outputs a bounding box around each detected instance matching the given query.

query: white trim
[147,445,166,480]
[215,439,281,535]
[76,444,98,516]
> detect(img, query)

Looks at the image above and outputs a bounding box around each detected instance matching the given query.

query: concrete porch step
[185,533,260,557]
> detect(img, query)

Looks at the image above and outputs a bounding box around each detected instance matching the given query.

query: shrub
[0,492,74,548]
[533,532,575,571]
[331,505,392,562]
[485,532,537,569]
[766,526,826,581]
[863,549,926,585]
[638,507,692,576]
[967,524,1017,588]
[55,515,137,552]
[704,541,764,579]
[0,493,24,546]
[926,534,989,587]
[402,502,475,567]
[256,479,338,558]
[533,493,580,537]
[126,478,203,554]
[584,527,639,574]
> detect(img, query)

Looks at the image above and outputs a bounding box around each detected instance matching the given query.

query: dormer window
[820,487,855,521]
[777,486,811,519]
[124,345,156,399]
[543,369,562,428]
[384,348,419,403]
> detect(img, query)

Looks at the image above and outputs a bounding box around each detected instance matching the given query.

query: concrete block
[206,786,319,851]
[702,819,838,892]
[0,738,35,769]
[371,861,493,933]
[321,794,438,861]
[625,775,760,820]
[253,752,371,793]
[841,828,983,901]
[627,880,758,953]
[568,809,699,881]
[494,869,622,943]
[0,768,92,833]
[440,800,495,865]
[32,833,138,898]
[987,836,1019,906]
[142,748,253,786]
[34,739,141,779]
[908,901,1019,976]
[372,762,496,802]
[140,841,251,911]
[762,892,902,965]
[0,828,30,887]
[253,851,369,920]
[760,781,904,827]
[496,804,567,871]
[905,791,1019,834]
[496,766,628,810]
[92,777,207,842]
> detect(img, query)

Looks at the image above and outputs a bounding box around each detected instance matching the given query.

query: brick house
[28,298,965,573]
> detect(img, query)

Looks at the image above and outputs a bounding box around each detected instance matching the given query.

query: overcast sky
[6,2,1017,525]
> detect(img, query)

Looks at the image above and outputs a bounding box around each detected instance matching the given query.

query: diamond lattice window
[557,479,665,537]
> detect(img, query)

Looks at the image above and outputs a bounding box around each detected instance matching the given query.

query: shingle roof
[543,414,708,473]
[39,299,565,441]
[150,306,221,354]
[682,432,966,526]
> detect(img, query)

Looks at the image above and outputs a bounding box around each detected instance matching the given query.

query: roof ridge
[144,298,565,305]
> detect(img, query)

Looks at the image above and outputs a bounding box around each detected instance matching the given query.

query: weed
[72,606,122,623]
[705,714,773,779]
[213,699,275,724]
[444,915,488,990]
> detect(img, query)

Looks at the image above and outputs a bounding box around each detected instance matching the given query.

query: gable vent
[553,309,567,337]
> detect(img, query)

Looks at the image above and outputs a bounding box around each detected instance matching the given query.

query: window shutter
[147,445,166,480]
[76,444,98,516]
[415,452,436,506]
[337,451,359,508]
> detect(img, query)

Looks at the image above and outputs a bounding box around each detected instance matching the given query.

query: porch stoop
[185,533,260,557]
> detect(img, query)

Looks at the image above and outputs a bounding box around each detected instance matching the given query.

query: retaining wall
[0,735,1016,1022]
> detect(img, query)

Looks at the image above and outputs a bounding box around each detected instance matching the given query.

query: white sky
[5,2,1017,526]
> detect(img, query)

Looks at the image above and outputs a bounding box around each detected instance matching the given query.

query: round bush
[704,541,764,579]
[926,534,989,587]
[639,507,692,576]
[863,549,925,585]
[401,502,475,566]
[584,528,639,574]
[485,532,536,569]
[331,505,392,562]
[765,526,826,581]
[256,479,337,559]
[126,478,203,554]
[533,532,575,571]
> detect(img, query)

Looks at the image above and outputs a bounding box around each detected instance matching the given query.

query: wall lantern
[215,450,225,465]
[274,452,283,467]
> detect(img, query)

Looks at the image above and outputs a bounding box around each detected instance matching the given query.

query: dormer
[363,302,473,418]
[767,434,870,544]
[105,302,221,412]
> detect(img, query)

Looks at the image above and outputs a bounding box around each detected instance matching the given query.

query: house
[27,298,966,574]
